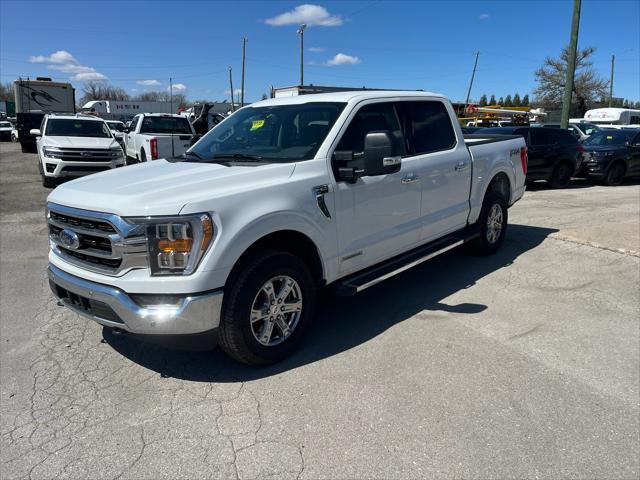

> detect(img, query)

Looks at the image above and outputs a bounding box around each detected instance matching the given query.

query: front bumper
[48,264,223,334]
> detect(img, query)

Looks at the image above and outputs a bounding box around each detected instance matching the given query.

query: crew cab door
[628,132,640,175]
[125,115,140,158]
[331,101,422,274]
[527,128,558,178]
[395,100,472,241]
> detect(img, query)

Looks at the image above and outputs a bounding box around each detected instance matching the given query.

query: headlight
[129,214,214,276]
[43,147,63,158]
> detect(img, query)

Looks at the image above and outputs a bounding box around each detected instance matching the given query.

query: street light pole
[297,24,307,86]
[228,66,235,112]
[464,51,480,110]
[560,0,582,129]
[241,37,247,107]
[608,54,615,108]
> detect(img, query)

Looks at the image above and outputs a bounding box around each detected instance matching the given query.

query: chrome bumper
[48,264,223,335]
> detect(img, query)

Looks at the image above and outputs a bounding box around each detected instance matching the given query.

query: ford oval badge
[59,228,80,250]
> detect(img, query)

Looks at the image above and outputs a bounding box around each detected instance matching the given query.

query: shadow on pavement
[103,224,558,382]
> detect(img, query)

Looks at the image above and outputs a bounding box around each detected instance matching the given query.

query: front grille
[50,147,117,162]
[50,280,123,323]
[48,204,147,275]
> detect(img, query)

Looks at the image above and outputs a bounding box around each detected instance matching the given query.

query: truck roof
[252,90,446,107]
[140,113,185,118]
[46,113,105,121]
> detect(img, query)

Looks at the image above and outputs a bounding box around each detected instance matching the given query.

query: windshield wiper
[184,151,208,161]
[212,153,265,162]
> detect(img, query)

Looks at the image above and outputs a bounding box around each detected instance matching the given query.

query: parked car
[542,123,600,142]
[33,114,125,188]
[0,120,12,141]
[46,91,526,365]
[579,129,640,186]
[481,126,584,188]
[124,113,195,163]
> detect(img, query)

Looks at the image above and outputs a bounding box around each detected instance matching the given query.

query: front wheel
[218,251,316,365]
[466,190,508,255]
[603,161,626,186]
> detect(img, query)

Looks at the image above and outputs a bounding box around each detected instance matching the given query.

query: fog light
[45,163,56,173]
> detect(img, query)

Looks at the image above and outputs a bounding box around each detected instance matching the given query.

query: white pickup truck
[47,91,527,365]
[124,113,195,163]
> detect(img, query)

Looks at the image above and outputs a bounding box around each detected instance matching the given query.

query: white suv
[32,114,125,188]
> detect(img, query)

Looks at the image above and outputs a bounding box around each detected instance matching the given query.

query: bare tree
[79,81,130,105]
[534,46,608,115]
[0,81,13,101]
[133,91,188,109]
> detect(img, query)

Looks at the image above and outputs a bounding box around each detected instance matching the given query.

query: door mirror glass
[30,128,41,136]
[363,130,401,176]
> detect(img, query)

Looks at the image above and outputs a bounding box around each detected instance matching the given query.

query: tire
[140,150,147,162]
[466,190,508,255]
[549,161,573,188]
[11,133,17,143]
[218,250,316,365]
[603,161,626,186]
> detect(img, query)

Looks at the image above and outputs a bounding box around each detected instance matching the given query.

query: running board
[335,229,480,296]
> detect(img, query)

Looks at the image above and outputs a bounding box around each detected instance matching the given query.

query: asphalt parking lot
[1,141,638,479]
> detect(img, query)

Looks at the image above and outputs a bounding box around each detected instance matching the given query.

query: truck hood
[44,136,119,149]
[47,159,296,216]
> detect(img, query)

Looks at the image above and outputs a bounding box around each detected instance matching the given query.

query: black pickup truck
[481,126,584,188]
[579,129,640,185]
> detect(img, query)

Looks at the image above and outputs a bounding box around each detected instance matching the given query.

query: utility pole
[241,37,247,107]
[297,24,307,86]
[561,0,582,129]
[608,54,615,108]
[228,67,235,112]
[464,51,480,109]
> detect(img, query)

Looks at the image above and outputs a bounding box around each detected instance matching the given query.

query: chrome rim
[486,203,503,244]
[250,275,303,347]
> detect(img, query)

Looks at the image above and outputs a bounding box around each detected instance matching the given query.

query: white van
[583,108,640,127]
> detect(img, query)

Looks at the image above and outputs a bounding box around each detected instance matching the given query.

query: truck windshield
[140,117,192,135]
[583,130,637,146]
[188,102,346,163]
[45,119,112,138]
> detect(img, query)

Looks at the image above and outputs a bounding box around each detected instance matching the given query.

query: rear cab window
[397,101,457,155]
[140,116,192,135]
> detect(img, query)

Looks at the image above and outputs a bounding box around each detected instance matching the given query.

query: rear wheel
[603,161,626,186]
[549,161,573,188]
[466,190,508,255]
[218,251,316,365]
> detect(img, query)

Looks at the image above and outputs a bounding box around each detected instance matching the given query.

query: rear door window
[529,128,555,146]
[397,101,456,155]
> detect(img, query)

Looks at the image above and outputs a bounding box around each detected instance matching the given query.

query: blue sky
[1,0,638,103]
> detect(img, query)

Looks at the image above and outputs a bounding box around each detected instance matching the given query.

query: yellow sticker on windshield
[250,120,265,131]
[606,136,613,140]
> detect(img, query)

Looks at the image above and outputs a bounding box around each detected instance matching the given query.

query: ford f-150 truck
[124,113,195,163]
[47,91,527,365]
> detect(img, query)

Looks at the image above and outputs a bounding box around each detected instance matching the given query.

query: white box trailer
[584,108,640,126]
[82,100,176,121]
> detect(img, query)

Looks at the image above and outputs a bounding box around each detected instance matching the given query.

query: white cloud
[325,53,361,66]
[29,50,76,64]
[308,47,325,52]
[70,72,108,81]
[131,88,138,92]
[168,83,187,92]
[29,50,107,82]
[479,13,490,20]
[266,4,343,27]
[136,79,161,86]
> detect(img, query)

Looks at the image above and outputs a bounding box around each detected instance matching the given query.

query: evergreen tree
[522,94,530,106]
[489,94,496,105]
[479,94,488,106]
[505,95,513,106]
[498,96,504,105]
[513,93,522,106]
[623,99,630,108]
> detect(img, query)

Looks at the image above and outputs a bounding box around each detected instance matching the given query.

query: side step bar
[335,229,480,296]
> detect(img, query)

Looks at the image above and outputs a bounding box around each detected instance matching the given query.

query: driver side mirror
[30,129,41,136]
[363,130,401,176]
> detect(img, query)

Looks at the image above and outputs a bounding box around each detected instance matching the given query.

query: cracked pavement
[1,142,639,479]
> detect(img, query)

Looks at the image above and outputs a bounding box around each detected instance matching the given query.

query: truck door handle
[455,161,469,171]
[401,174,419,184]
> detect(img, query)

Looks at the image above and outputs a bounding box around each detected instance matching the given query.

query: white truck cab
[47,91,527,364]
[33,114,125,188]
